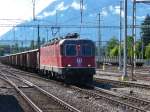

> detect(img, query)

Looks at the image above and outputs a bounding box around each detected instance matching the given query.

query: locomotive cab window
[82,44,93,56]
[65,44,76,56]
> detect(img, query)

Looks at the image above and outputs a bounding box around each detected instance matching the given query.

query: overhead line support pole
[98,13,101,66]
[80,0,84,35]
[32,0,36,21]
[37,25,40,69]
[122,0,128,81]
[80,0,83,24]
[119,1,123,71]
[131,0,136,81]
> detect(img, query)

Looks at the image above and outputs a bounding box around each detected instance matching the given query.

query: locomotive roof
[59,38,94,45]
[42,38,94,47]
[42,33,87,47]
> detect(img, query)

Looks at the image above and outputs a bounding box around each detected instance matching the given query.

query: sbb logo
[77,58,82,66]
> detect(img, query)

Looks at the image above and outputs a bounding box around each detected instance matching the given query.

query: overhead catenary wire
[0,24,149,28]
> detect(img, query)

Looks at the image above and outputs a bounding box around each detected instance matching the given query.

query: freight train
[0,33,96,85]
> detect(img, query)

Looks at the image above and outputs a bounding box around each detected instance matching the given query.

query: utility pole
[131,0,150,71]
[119,1,123,71]
[37,25,40,69]
[32,0,36,20]
[80,0,84,35]
[51,10,60,37]
[37,25,40,49]
[131,0,136,81]
[13,28,16,53]
[133,0,136,74]
[141,33,144,59]
[46,28,49,42]
[98,13,101,65]
[122,0,128,81]
[21,41,23,52]
[13,28,16,43]
[80,0,83,24]
[56,10,58,26]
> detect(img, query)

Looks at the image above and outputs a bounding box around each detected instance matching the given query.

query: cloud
[108,5,145,20]
[108,5,124,17]
[0,0,56,37]
[101,8,108,16]
[71,1,80,10]
[44,10,57,16]
[128,15,145,20]
[131,0,150,2]
[71,1,86,10]
[0,0,87,37]
[37,10,56,19]
[39,1,87,19]
[109,5,120,14]
[136,16,145,20]
[38,1,70,19]
[36,0,57,15]
[89,14,94,17]
[56,2,69,11]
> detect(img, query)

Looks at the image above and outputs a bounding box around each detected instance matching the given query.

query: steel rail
[4,67,150,111]
[95,87,150,106]
[0,73,43,112]
[95,77,150,89]
[2,67,149,112]
[71,86,148,112]
[1,70,81,112]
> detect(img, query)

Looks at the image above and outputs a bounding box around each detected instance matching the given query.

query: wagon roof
[3,49,39,57]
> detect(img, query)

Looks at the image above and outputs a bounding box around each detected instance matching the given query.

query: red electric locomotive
[40,33,95,84]
[0,33,95,85]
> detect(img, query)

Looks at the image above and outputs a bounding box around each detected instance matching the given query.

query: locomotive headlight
[67,64,71,67]
[88,64,91,67]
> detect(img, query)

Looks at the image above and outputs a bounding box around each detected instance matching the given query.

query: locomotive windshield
[82,45,93,56]
[65,43,94,56]
[66,44,76,56]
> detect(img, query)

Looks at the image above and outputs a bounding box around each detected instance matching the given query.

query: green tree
[127,37,143,59]
[141,14,150,46]
[106,36,142,58]
[106,37,119,56]
[145,43,150,59]
[127,36,133,58]
[135,40,142,58]
[110,45,119,56]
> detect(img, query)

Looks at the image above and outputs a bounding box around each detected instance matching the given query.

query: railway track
[96,69,150,77]
[94,87,150,111]
[95,77,150,89]
[7,66,150,90]
[8,66,149,84]
[0,70,80,112]
[70,86,149,112]
[96,66,150,75]
[2,66,150,112]
[96,71,150,82]
[0,66,113,111]
[2,68,112,112]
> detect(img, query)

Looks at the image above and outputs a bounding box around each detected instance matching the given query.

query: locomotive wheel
[48,71,54,79]
[64,75,72,84]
